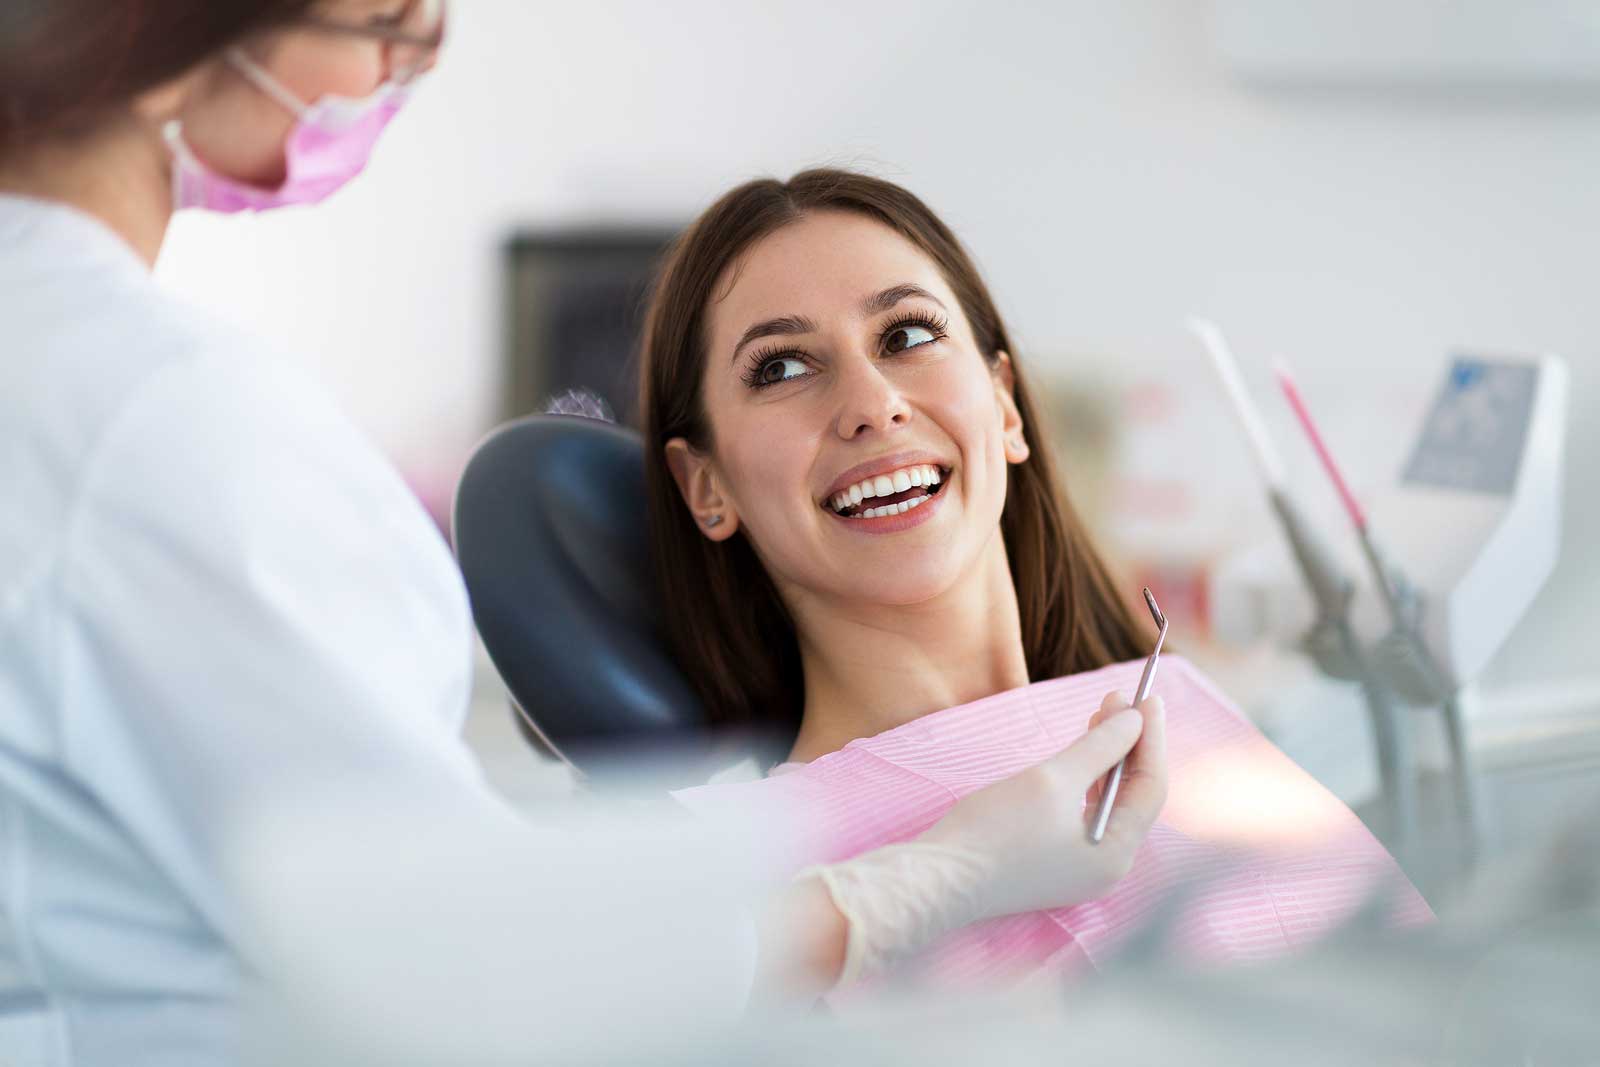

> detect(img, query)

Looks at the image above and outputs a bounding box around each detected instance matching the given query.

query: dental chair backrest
[452,414,762,788]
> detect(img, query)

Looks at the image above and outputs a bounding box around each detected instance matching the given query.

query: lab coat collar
[0,191,149,278]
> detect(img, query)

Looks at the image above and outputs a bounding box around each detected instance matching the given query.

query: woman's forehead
[707,211,957,340]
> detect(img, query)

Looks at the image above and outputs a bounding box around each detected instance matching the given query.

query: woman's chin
[836,566,965,608]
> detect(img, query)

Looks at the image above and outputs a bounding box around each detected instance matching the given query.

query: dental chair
[451,413,771,787]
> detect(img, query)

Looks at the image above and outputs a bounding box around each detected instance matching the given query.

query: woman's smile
[819,454,954,533]
[826,473,948,532]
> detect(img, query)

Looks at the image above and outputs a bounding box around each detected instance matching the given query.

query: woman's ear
[992,350,1031,465]
[131,61,212,126]
[664,437,740,541]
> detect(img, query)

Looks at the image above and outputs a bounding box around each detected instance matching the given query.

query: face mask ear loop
[225,48,310,118]
[160,119,200,170]
[161,119,192,209]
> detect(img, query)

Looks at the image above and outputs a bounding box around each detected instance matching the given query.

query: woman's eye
[758,357,809,385]
[885,324,938,354]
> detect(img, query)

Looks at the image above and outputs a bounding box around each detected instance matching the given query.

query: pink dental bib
[674,656,1432,988]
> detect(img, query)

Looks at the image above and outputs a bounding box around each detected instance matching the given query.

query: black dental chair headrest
[452,414,761,786]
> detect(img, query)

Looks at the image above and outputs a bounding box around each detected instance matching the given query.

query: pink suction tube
[1273,359,1368,532]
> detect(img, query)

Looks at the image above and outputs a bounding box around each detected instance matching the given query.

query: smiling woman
[639,169,1148,758]
[641,171,1432,993]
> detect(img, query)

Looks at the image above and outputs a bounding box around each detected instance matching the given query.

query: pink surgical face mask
[164,50,410,213]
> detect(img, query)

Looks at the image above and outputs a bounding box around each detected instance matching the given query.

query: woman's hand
[918,689,1168,920]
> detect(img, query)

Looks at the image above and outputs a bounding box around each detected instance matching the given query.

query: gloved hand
[803,690,1167,985]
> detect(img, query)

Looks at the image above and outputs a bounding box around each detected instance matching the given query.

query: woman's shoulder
[5,253,445,595]
[17,290,368,510]
[69,333,428,559]
[6,234,302,455]
[2,195,270,405]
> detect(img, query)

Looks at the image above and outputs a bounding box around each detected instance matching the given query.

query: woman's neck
[0,119,174,268]
[785,534,1030,764]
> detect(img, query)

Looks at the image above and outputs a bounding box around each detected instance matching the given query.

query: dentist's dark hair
[0,0,317,155]
[640,168,1147,741]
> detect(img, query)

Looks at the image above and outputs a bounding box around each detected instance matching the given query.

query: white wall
[156,0,1599,690]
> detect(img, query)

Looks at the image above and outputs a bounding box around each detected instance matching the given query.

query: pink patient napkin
[674,656,1432,987]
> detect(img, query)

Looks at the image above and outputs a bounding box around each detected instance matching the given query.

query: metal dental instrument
[1089,588,1167,845]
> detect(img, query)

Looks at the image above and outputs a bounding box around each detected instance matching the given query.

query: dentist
[0,4,1167,1064]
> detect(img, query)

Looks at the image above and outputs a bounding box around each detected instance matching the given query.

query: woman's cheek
[935,383,1002,462]
[727,420,805,522]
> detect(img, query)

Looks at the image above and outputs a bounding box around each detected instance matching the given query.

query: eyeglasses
[297,0,448,84]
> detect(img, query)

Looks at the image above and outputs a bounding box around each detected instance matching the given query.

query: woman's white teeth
[826,462,949,519]
[852,495,931,519]
[830,464,943,511]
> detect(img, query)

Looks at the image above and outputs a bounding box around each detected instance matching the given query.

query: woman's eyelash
[739,310,951,390]
[880,310,949,341]
[740,344,807,390]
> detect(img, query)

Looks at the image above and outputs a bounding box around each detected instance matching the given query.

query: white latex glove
[804,690,1167,985]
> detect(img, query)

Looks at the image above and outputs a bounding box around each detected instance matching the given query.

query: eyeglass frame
[294,0,448,79]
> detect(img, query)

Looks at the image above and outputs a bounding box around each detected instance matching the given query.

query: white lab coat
[0,194,761,1067]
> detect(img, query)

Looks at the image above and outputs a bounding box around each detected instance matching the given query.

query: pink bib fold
[674,656,1432,987]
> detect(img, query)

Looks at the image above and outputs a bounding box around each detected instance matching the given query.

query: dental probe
[1089,588,1167,845]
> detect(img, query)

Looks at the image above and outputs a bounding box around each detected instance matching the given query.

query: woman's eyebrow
[729,285,946,365]
[862,283,946,316]
[732,314,818,364]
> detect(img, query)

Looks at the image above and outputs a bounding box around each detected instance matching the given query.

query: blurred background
[154,0,1599,900]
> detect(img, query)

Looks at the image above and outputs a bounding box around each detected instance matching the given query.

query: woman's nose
[835,358,911,440]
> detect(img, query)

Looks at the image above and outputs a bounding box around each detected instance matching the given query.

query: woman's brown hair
[1,0,318,155]
[640,168,1146,741]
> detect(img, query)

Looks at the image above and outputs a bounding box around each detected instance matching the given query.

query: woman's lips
[822,464,950,515]
[825,471,950,534]
[821,454,954,509]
